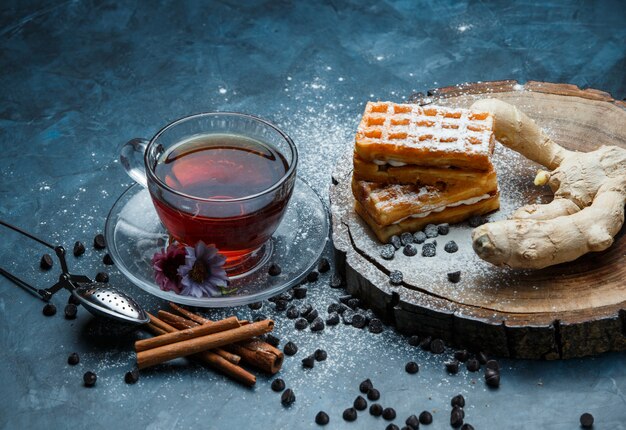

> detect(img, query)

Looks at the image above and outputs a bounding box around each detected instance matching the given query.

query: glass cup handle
[119,138,149,188]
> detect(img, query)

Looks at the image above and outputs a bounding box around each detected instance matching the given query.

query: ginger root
[470,98,626,269]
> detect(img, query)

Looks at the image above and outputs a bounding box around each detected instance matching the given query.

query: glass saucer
[104,177,329,307]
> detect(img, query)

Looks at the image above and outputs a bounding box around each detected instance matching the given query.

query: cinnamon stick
[158,311,197,330]
[137,320,274,369]
[136,316,240,352]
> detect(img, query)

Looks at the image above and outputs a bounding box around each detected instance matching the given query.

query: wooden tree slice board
[330,80,626,359]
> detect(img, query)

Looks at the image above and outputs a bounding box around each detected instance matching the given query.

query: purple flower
[177,241,228,297]
[151,244,186,293]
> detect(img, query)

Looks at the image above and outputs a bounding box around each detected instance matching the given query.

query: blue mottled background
[1,1,625,429]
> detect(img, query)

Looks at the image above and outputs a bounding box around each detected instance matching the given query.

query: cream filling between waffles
[391,193,492,224]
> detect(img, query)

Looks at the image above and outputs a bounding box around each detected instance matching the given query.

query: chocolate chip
[408,335,420,346]
[444,241,458,253]
[125,369,139,384]
[347,298,361,309]
[64,303,78,320]
[352,314,367,329]
[370,403,383,416]
[466,358,480,372]
[468,215,484,228]
[485,370,500,388]
[330,275,343,288]
[419,336,432,351]
[368,318,384,334]
[485,359,500,371]
[95,272,109,283]
[40,254,53,270]
[406,414,420,428]
[477,351,488,364]
[354,395,368,410]
[386,425,399,430]
[286,305,299,319]
[454,350,469,362]
[430,338,445,354]
[422,243,436,257]
[42,303,56,316]
[342,309,355,325]
[380,244,395,260]
[103,253,114,265]
[271,378,286,392]
[400,232,414,245]
[405,361,419,374]
[68,294,81,306]
[317,258,330,273]
[447,271,461,283]
[359,379,373,393]
[73,241,86,257]
[315,411,330,425]
[307,271,319,283]
[268,263,282,276]
[328,303,341,313]
[390,235,402,250]
[389,270,403,285]
[460,424,474,430]
[580,412,594,428]
[438,223,450,235]
[450,407,464,428]
[93,234,106,250]
[279,291,293,301]
[367,388,380,401]
[67,352,80,365]
[283,341,298,356]
[265,334,280,347]
[281,388,295,406]
[248,302,262,310]
[451,394,465,408]
[302,355,315,368]
[336,303,350,314]
[382,407,397,421]
[338,295,352,305]
[343,407,357,422]
[326,312,340,326]
[445,359,460,374]
[419,411,433,424]
[424,224,438,238]
[314,349,327,361]
[310,317,325,332]
[413,231,427,244]
[294,318,308,330]
[305,308,319,323]
[292,286,307,299]
[275,299,288,312]
[403,244,418,256]
[83,371,97,387]
[301,303,314,316]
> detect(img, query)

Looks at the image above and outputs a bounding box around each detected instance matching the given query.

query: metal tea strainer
[0,219,149,325]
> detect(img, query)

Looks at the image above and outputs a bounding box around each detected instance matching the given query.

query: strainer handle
[119,138,149,188]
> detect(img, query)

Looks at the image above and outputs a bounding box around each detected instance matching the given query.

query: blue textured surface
[1,1,626,429]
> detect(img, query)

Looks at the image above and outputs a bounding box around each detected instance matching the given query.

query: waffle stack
[352,101,500,242]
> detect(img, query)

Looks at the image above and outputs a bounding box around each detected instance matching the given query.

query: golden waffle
[355,102,495,171]
[352,178,498,227]
[355,193,500,243]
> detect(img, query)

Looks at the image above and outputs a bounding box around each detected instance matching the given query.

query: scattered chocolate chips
[248,302,263,310]
[359,379,373,393]
[95,272,109,283]
[367,388,380,401]
[67,352,80,365]
[315,411,330,425]
[338,295,352,305]
[294,318,308,330]
[430,338,445,354]
[424,224,439,238]
[466,358,480,372]
[389,270,403,285]
[342,309,355,325]
[406,414,420,429]
[73,241,86,257]
[419,411,433,425]
[413,231,427,244]
[347,298,361,309]
[444,241,458,253]
[468,215,484,228]
[268,263,282,276]
[93,234,106,249]
[438,223,450,235]
[327,303,341,313]
[422,243,436,257]
[307,271,319,283]
[486,359,500,371]
[382,407,397,421]
[403,244,418,257]
[380,244,396,260]
[67,294,81,306]
[326,312,340,326]
[390,235,402,250]
[447,271,461,283]
[310,317,325,332]
[278,291,293,302]
[454,350,469,362]
[343,407,357,422]
[386,425,399,430]
[314,349,327,361]
[83,371,97,387]
[302,355,315,368]
[451,394,465,408]
[292,286,307,299]
[304,309,319,322]
[405,361,419,374]
[352,314,367,329]
[301,303,314,316]
[271,378,286,392]
[460,424,474,430]
[275,299,288,312]
[485,370,500,388]
[42,303,57,317]
[281,388,296,406]
[330,275,343,288]
[125,368,139,384]
[450,407,464,428]
[370,403,383,416]
[368,318,384,334]
[408,335,420,346]
[286,305,300,319]
[103,253,114,265]
[354,395,368,410]
[64,303,78,320]
[400,232,414,246]
[317,257,330,273]
[283,341,298,356]
[40,254,53,270]
[580,412,594,428]
[265,334,280,347]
